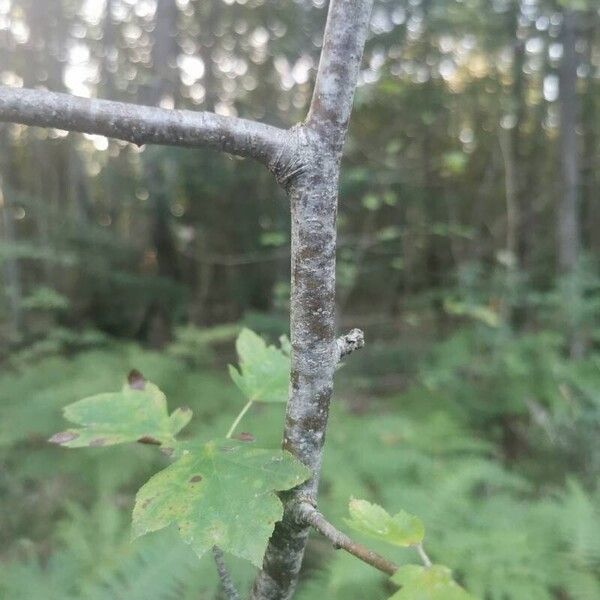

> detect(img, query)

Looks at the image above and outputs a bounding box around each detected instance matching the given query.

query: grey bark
[0,1,374,597]
[336,328,365,361]
[0,87,287,168]
[251,2,373,598]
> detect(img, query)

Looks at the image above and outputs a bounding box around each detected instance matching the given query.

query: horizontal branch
[0,86,288,165]
[296,502,398,576]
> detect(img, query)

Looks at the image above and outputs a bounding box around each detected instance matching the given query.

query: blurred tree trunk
[100,0,119,100]
[521,44,550,285]
[558,9,584,358]
[0,177,23,339]
[141,0,181,345]
[499,3,526,327]
[509,5,526,271]
[188,2,219,326]
[21,0,71,294]
[499,126,519,271]
[0,39,20,336]
[146,0,180,281]
[581,16,598,256]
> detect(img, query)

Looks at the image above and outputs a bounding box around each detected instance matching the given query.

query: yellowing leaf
[228,328,290,403]
[390,564,476,600]
[49,373,191,448]
[345,498,425,547]
[443,299,501,328]
[132,439,311,566]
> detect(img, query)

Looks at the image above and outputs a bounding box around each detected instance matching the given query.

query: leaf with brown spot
[138,436,162,445]
[233,432,255,442]
[127,369,146,390]
[50,379,192,448]
[132,439,311,567]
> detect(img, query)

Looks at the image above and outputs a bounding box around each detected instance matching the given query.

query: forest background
[0,1,599,598]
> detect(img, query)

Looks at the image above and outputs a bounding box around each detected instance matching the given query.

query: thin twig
[296,502,398,576]
[307,0,374,152]
[212,546,241,600]
[336,328,365,362]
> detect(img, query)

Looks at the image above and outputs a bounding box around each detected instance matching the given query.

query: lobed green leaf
[228,328,290,403]
[49,374,191,448]
[390,564,476,600]
[345,498,425,547]
[132,438,311,566]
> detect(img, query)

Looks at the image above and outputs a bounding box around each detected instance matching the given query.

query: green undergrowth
[1,331,599,599]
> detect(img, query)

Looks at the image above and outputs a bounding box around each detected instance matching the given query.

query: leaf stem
[415,543,432,568]
[226,400,253,439]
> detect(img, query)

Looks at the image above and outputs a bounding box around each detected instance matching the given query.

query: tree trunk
[251,2,373,597]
